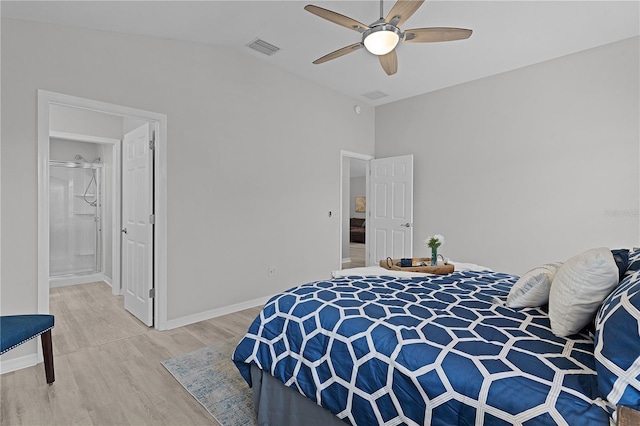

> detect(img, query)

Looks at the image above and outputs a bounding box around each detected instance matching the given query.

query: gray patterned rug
[161,338,256,426]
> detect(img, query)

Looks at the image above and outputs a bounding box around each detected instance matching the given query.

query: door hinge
[149,134,155,150]
[149,288,156,299]
[149,214,155,224]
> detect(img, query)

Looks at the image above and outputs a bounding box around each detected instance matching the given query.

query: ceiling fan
[304,0,472,76]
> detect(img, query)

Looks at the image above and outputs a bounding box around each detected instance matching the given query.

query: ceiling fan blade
[313,43,364,64]
[385,0,425,27]
[379,50,398,76]
[305,5,369,32]
[403,27,473,43]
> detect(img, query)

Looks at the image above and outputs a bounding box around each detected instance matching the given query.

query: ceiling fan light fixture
[363,25,401,56]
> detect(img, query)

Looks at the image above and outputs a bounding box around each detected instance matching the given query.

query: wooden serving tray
[380,257,454,275]
[617,406,640,426]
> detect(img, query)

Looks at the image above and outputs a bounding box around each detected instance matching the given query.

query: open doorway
[340,152,415,270]
[48,105,130,290]
[37,90,168,333]
[340,151,373,270]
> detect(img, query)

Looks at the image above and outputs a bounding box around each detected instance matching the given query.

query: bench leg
[41,330,55,384]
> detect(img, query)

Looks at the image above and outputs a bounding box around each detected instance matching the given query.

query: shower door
[49,162,102,277]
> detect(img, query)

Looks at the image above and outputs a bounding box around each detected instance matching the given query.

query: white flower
[425,234,445,249]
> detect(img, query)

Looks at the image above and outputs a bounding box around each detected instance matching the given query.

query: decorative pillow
[611,249,629,281]
[506,263,562,308]
[594,270,640,408]
[627,248,640,276]
[548,247,619,337]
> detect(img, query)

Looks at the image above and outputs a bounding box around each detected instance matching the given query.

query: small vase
[431,247,438,266]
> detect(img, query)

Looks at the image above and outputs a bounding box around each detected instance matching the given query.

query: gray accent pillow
[506,262,562,308]
[549,247,619,337]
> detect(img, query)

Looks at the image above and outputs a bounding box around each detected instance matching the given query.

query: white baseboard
[49,272,106,288]
[0,353,39,375]
[162,294,273,330]
[103,276,113,287]
[341,257,351,264]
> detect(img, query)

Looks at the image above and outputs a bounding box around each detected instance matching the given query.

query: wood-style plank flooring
[0,282,261,425]
[342,242,366,269]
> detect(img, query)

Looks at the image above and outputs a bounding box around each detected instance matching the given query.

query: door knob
[400,223,411,228]
[121,228,128,234]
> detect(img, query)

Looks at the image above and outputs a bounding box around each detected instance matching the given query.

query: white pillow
[548,247,619,337]
[506,263,562,308]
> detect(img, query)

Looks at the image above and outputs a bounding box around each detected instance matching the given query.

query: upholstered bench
[0,315,55,384]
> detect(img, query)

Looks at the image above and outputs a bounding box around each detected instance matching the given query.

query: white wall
[99,143,114,282]
[50,104,124,139]
[0,18,375,361]
[123,117,148,134]
[376,37,640,275]
[50,138,101,162]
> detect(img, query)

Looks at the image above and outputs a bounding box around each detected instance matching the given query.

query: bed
[233,253,640,425]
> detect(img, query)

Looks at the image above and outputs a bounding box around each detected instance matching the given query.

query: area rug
[161,337,256,426]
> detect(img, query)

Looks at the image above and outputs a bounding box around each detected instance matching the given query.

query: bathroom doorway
[37,90,168,329]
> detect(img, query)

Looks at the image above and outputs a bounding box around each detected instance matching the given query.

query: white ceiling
[2,1,638,105]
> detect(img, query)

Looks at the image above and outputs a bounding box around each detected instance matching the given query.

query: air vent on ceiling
[362,90,389,100]
[246,38,280,56]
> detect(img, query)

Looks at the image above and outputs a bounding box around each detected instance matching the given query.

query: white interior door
[122,123,153,326]
[368,155,414,264]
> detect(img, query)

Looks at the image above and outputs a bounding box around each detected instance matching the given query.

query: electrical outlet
[268,266,277,277]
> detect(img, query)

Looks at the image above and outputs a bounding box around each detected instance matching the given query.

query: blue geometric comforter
[232,271,613,425]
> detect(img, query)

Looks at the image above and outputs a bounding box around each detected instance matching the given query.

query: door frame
[37,90,168,330]
[339,150,374,269]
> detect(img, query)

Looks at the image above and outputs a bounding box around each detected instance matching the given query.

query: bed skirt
[250,364,345,426]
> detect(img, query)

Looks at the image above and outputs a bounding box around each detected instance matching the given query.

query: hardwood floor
[342,242,366,269]
[0,282,262,425]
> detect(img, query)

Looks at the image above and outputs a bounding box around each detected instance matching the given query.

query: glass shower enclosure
[49,160,102,277]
